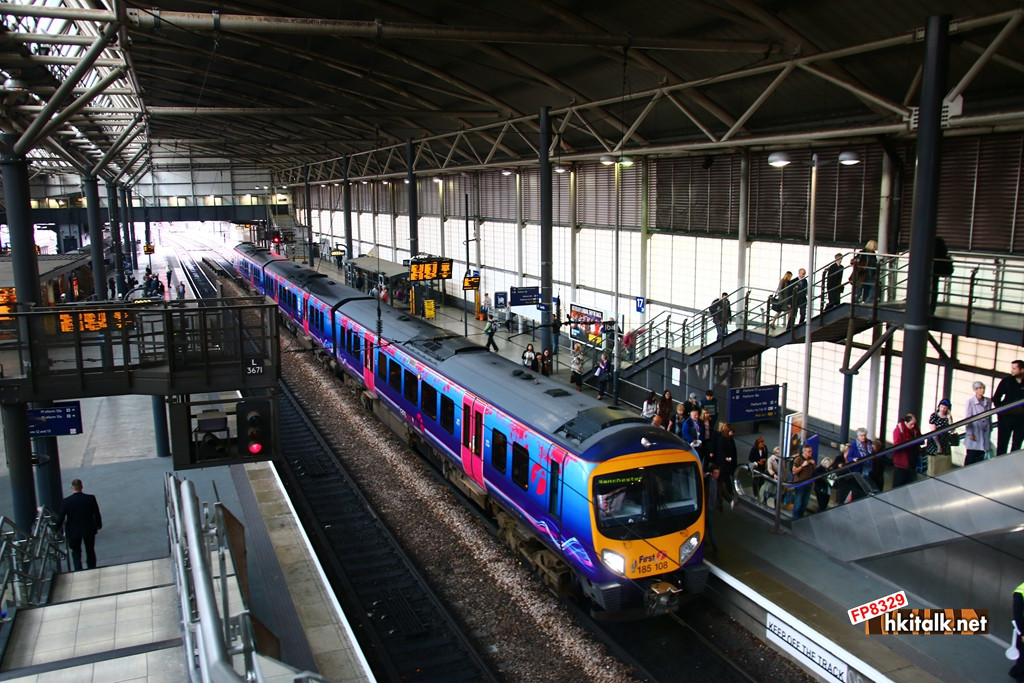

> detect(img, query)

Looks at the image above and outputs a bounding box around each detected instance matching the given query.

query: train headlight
[679,532,701,566]
[602,550,626,575]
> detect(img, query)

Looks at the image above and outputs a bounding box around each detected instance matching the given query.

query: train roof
[246,249,653,455]
[265,260,374,308]
[235,242,287,268]
[336,296,649,451]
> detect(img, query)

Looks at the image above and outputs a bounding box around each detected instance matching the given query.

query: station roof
[347,255,410,281]
[1,1,1022,185]
[0,253,90,288]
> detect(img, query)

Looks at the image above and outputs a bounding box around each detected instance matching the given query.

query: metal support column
[342,155,353,260]
[122,186,138,270]
[840,371,855,443]
[737,151,750,293]
[539,107,553,352]
[119,185,134,277]
[899,15,949,423]
[639,157,649,329]
[1,132,39,529]
[304,168,313,265]
[406,140,419,257]
[2,404,37,531]
[107,182,126,296]
[83,175,107,300]
[153,396,170,458]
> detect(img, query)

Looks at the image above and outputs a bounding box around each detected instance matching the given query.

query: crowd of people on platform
[634,358,1023,520]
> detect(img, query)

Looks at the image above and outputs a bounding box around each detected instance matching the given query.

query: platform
[232,249,1020,683]
[0,241,1008,682]
[0,242,373,682]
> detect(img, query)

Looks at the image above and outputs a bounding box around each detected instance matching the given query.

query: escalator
[789,451,1024,641]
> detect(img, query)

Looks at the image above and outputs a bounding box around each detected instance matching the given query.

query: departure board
[409,258,454,281]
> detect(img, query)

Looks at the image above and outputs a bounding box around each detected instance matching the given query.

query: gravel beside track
[221,267,816,683]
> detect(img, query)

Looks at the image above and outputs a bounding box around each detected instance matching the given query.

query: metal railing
[730,396,1024,530]
[0,507,67,612]
[165,474,333,683]
[629,252,861,362]
[0,298,279,401]
[627,248,1024,366]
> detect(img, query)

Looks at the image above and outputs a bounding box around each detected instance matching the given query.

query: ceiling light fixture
[600,154,615,166]
[618,156,634,167]
[501,168,513,176]
[839,151,862,166]
[2,77,29,93]
[554,165,567,174]
[767,152,792,168]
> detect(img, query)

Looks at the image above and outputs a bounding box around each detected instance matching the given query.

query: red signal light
[235,399,273,458]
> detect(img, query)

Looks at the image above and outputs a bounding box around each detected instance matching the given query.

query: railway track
[185,241,811,682]
[273,382,499,682]
[178,249,498,681]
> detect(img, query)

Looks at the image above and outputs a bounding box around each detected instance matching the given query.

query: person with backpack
[484,316,498,351]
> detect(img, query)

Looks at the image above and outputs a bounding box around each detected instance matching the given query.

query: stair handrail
[164,474,334,683]
[0,506,67,609]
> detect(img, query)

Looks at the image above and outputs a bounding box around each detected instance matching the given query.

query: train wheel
[532,550,569,598]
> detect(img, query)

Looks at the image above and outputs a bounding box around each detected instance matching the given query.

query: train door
[460,398,486,487]
[362,331,375,391]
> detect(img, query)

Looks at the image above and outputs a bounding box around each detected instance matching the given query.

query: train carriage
[233,243,708,616]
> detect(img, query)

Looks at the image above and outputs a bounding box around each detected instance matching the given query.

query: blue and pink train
[233,242,708,616]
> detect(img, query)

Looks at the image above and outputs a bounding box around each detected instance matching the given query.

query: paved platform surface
[0,243,373,682]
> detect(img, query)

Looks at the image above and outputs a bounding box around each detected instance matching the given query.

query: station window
[440,395,455,434]
[511,444,529,491]
[389,359,402,392]
[403,369,418,404]
[491,429,507,474]
[421,383,437,421]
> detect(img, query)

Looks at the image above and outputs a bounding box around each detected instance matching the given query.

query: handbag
[948,431,960,447]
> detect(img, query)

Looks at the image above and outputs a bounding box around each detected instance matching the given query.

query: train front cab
[587,448,708,617]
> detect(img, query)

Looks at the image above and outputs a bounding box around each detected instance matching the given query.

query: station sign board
[28,401,83,436]
[510,286,540,306]
[727,384,781,423]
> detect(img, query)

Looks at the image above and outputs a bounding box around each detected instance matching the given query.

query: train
[232,242,708,617]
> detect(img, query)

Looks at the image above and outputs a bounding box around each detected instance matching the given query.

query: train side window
[403,369,417,404]
[491,430,507,474]
[511,443,529,491]
[389,359,402,392]
[376,352,386,380]
[440,395,454,434]
[548,462,560,515]
[421,383,437,421]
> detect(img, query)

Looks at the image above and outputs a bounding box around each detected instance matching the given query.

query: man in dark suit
[824,253,844,310]
[57,479,102,571]
[789,268,808,328]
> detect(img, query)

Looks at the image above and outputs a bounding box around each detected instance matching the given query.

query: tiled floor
[0,560,184,680]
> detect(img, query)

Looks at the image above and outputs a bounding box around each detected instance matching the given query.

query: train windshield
[594,462,702,540]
